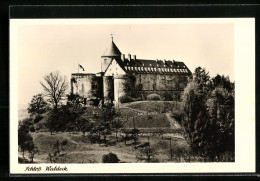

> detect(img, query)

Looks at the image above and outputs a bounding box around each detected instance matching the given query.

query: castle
[70,38,192,105]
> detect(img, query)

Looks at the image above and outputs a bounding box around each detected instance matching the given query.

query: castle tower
[101,36,122,72]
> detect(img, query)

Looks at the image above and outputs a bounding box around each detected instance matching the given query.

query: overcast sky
[15,21,234,106]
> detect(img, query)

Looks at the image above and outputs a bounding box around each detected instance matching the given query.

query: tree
[28,94,47,117]
[18,119,37,161]
[18,130,33,159]
[40,71,68,110]
[111,117,124,141]
[77,117,91,136]
[211,74,234,91]
[180,67,235,161]
[206,87,235,159]
[28,143,39,163]
[193,67,211,89]
[99,104,118,144]
[45,105,80,135]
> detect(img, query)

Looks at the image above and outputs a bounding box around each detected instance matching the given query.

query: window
[153,84,156,91]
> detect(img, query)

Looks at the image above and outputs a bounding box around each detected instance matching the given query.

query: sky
[14,20,234,107]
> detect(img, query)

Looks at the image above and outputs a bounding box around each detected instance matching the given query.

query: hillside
[19,100,188,163]
[21,131,189,163]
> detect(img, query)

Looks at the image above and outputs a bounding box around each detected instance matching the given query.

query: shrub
[35,123,44,131]
[34,115,44,124]
[119,95,134,103]
[29,126,35,132]
[134,97,143,101]
[162,92,173,101]
[171,109,183,121]
[61,139,68,146]
[102,152,120,163]
[147,94,160,101]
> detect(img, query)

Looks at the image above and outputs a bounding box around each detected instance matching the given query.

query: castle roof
[110,57,192,76]
[101,40,122,58]
[102,38,191,76]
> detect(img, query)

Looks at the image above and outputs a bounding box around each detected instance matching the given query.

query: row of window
[125,66,188,73]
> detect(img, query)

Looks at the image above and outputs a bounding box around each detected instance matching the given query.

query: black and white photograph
[10,18,255,173]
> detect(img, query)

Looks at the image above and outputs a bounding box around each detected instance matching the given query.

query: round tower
[114,75,128,106]
[103,76,114,104]
[101,36,122,72]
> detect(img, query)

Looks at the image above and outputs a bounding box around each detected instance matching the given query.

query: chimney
[163,59,166,64]
[133,55,136,60]
[128,54,131,61]
[121,54,125,61]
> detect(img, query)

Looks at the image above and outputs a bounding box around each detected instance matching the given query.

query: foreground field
[19,131,189,163]
[19,101,190,163]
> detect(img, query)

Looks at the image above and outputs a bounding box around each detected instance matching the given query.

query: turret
[101,36,122,72]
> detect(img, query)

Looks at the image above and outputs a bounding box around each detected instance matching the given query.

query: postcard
[10,18,255,174]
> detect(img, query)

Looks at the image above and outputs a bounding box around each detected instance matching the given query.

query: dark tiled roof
[101,40,122,57]
[111,57,192,75]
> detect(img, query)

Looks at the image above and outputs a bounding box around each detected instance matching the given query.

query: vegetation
[147,94,160,101]
[119,95,134,103]
[18,118,39,163]
[102,153,120,163]
[40,71,68,110]
[123,114,170,128]
[28,94,47,117]
[179,67,235,161]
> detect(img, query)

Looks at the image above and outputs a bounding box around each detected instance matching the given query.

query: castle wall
[133,73,189,98]
[71,73,103,99]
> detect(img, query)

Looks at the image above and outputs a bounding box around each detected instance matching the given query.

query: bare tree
[40,72,68,110]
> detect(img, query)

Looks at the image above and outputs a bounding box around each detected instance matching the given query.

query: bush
[34,115,44,124]
[35,123,44,131]
[102,152,120,163]
[119,95,134,103]
[171,109,183,121]
[147,94,160,101]
[29,126,35,132]
[134,97,143,101]
[162,92,173,101]
[61,139,68,146]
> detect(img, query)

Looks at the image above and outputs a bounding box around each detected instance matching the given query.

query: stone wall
[71,73,103,99]
[134,73,189,92]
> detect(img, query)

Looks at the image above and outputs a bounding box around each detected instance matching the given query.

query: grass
[25,131,189,163]
[122,114,171,128]
[123,101,178,113]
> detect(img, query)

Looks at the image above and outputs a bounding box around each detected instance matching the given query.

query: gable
[104,59,126,76]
